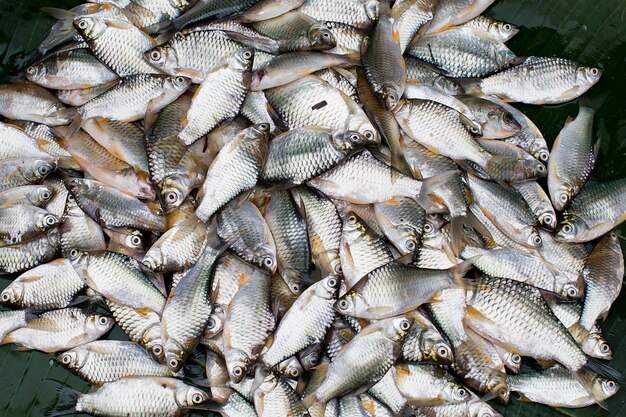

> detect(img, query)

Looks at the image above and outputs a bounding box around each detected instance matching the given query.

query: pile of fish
[0,0,625,415]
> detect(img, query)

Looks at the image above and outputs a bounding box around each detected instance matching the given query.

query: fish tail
[583,357,624,383]
[42,379,80,417]
[301,393,322,409]
[416,170,458,210]
[449,216,466,257]
[52,108,82,138]
[40,7,77,21]
[449,257,478,288]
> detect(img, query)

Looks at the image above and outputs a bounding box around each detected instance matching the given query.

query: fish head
[204,308,225,338]
[583,333,613,360]
[530,145,550,164]
[86,313,114,335]
[364,0,380,21]
[29,185,54,206]
[317,274,341,299]
[123,230,145,251]
[425,337,454,365]
[485,373,510,403]
[443,381,472,403]
[142,325,165,363]
[24,63,47,84]
[0,283,23,307]
[164,339,186,373]
[35,212,62,232]
[385,316,413,341]
[550,182,574,212]
[524,228,542,248]
[227,351,252,383]
[537,210,557,230]
[557,280,581,300]
[503,352,522,373]
[491,22,519,42]
[346,113,379,145]
[177,385,210,409]
[145,45,178,72]
[299,343,322,370]
[334,291,360,316]
[73,16,107,40]
[164,75,192,93]
[254,245,277,273]
[490,109,521,136]
[433,76,463,96]
[25,158,56,183]
[380,83,402,111]
[555,215,585,241]
[231,48,255,72]
[332,129,367,153]
[276,356,303,379]
[205,350,229,386]
[600,378,620,399]
[141,250,163,272]
[577,66,603,86]
[467,398,501,417]
[67,248,90,270]
[159,178,188,212]
[57,348,88,371]
[309,24,336,49]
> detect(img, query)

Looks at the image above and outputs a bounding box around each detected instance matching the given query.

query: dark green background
[0,0,625,416]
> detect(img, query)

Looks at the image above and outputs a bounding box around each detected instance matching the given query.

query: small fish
[251,11,336,52]
[426,0,496,33]
[401,309,453,364]
[477,57,602,104]
[2,308,113,353]
[0,204,61,245]
[0,258,85,311]
[512,180,557,230]
[0,228,60,273]
[0,82,69,125]
[548,102,598,211]
[0,185,54,208]
[395,362,471,406]
[458,15,519,43]
[298,0,378,29]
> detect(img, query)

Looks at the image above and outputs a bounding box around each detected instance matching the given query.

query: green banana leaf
[0,0,625,416]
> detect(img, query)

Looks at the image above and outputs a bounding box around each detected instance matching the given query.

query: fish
[394,0,435,53]
[459,15,519,43]
[0,82,69,125]
[48,377,209,417]
[65,178,165,232]
[161,242,222,372]
[58,340,182,385]
[298,0,378,29]
[2,308,113,353]
[426,0,496,33]
[477,57,602,104]
[254,369,310,416]
[0,310,30,342]
[0,228,60,273]
[0,185,54,208]
[549,102,598,211]
[407,27,517,77]
[303,316,412,406]
[361,0,406,111]
[251,11,336,52]
[0,258,85,311]
[0,204,61,245]
[178,48,254,145]
[509,365,619,408]
[512,180,557,230]
[262,127,367,184]
[458,95,520,139]
[395,362,471,406]
[236,0,305,23]
[195,123,270,222]
[26,48,119,90]
[556,178,626,242]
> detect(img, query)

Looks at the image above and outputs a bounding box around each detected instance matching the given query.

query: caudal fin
[42,379,80,417]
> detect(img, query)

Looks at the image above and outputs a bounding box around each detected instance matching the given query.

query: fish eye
[364,130,374,139]
[60,354,72,365]
[504,24,512,31]
[309,357,318,366]
[38,165,50,175]
[536,164,545,172]
[259,123,270,131]
[607,380,616,389]
[322,32,331,39]
[130,235,142,246]
[263,257,274,267]
[337,299,350,310]
[289,368,300,377]
[532,235,542,245]
[470,125,481,134]
[405,239,416,251]
[232,366,243,377]
[511,354,521,364]
[350,134,360,142]
[562,224,573,234]
[457,387,467,397]
[290,282,301,293]
[1,291,10,302]
[542,215,552,225]
[347,215,357,225]
[558,193,568,203]
[98,316,109,326]
[590,68,599,76]
[242,50,252,59]
[538,151,549,161]
[45,215,57,226]
[166,191,178,202]
[175,76,185,84]
[41,190,51,199]
[567,287,578,298]
[151,345,163,356]
[67,194,75,202]
[600,343,610,353]
[26,66,37,75]
[191,393,204,404]
[424,223,433,233]
[206,317,216,329]
[76,19,89,30]
[438,346,449,357]
[327,277,338,288]
[333,263,342,274]
[69,249,79,259]
[400,319,411,331]
[150,50,161,61]
[169,358,179,369]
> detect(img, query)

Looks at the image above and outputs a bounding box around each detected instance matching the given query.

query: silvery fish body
[0,228,60,273]
[60,194,106,255]
[0,204,61,245]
